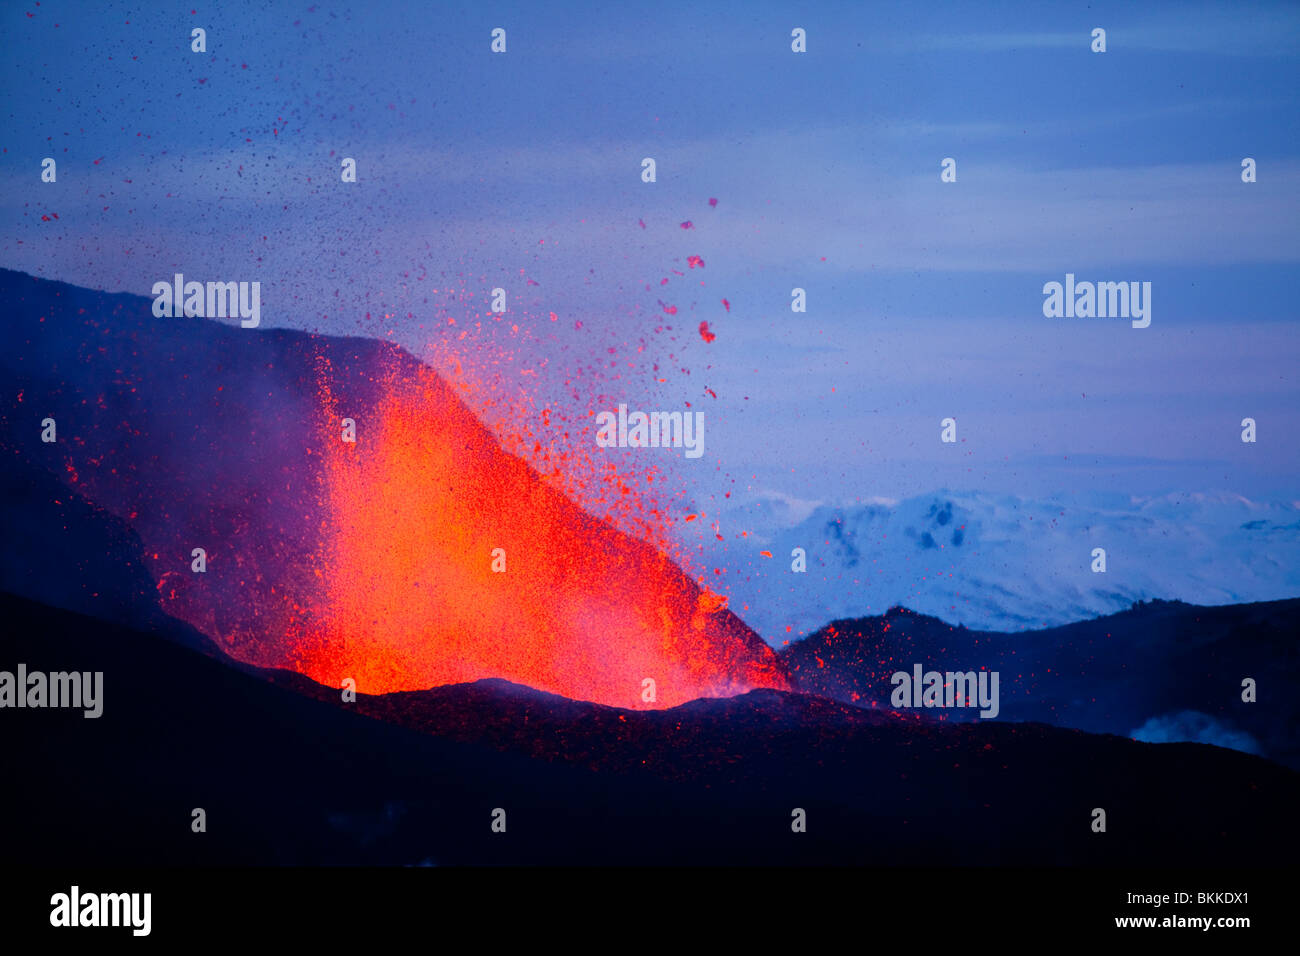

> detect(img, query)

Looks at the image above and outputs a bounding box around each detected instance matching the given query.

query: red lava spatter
[54,197,776,709]
[269,199,790,706]
[280,354,788,709]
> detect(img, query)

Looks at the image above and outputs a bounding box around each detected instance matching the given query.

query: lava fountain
[289,357,788,707]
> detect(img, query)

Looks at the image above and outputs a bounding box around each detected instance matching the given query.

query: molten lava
[287,360,787,708]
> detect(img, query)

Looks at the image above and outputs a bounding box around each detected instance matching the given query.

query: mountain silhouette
[778,601,1298,768]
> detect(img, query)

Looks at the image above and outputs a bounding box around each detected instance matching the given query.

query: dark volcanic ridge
[777,601,1299,769]
[3,591,1297,867]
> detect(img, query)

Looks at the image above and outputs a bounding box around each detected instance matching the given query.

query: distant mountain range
[708,489,1300,639]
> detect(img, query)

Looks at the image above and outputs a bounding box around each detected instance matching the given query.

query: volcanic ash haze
[0,271,789,708]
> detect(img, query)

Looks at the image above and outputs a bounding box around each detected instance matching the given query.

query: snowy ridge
[710,489,1300,643]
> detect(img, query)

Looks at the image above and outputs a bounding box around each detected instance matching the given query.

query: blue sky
[3,0,1298,512]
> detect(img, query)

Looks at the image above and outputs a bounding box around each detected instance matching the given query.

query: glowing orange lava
[288,359,788,708]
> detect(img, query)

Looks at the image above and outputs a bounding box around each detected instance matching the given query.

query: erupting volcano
[0,270,788,707]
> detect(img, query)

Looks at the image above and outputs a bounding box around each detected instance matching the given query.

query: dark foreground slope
[3,592,1296,867]
[780,602,1300,769]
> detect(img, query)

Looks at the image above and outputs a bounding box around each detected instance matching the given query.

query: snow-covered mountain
[706,490,1300,643]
